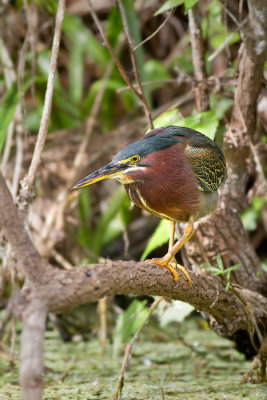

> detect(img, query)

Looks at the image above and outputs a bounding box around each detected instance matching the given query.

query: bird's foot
[172,261,192,287]
[145,257,192,287]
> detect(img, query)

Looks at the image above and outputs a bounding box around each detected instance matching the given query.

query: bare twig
[117,0,153,129]
[208,18,247,62]
[58,360,75,382]
[71,51,117,179]
[113,297,163,400]
[117,78,181,93]
[134,9,173,50]
[219,0,242,29]
[21,0,66,196]
[98,297,107,353]
[241,337,267,383]
[10,318,17,363]
[51,249,73,270]
[86,0,140,99]
[0,302,12,340]
[36,45,118,257]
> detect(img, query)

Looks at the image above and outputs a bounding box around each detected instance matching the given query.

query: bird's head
[72,127,182,189]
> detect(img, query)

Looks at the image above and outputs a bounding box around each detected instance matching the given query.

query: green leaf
[106,6,123,47]
[78,188,92,222]
[184,0,199,13]
[210,31,240,50]
[261,261,267,273]
[141,219,170,260]
[210,96,233,120]
[143,60,171,95]
[69,43,84,104]
[102,214,124,246]
[92,187,128,255]
[63,15,110,67]
[157,299,194,327]
[225,264,242,273]
[252,196,266,212]
[183,110,219,140]
[120,194,132,226]
[113,299,149,357]
[144,60,171,81]
[241,207,259,232]
[155,0,185,15]
[200,264,221,273]
[216,254,224,271]
[0,81,19,153]
[153,109,219,140]
[152,109,184,129]
[83,79,124,114]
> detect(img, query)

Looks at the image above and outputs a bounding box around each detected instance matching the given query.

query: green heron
[72,125,227,286]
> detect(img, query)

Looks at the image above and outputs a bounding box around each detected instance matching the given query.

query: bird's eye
[130,155,140,163]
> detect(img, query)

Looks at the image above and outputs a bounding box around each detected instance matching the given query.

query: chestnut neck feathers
[124,144,200,222]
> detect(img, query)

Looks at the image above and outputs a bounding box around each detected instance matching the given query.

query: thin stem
[86,0,140,99]
[117,0,153,129]
[113,296,163,400]
[208,18,247,62]
[134,9,173,50]
[37,46,118,255]
[23,0,66,194]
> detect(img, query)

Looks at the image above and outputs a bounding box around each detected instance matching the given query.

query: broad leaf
[152,109,184,129]
[157,299,194,327]
[183,110,219,140]
[142,219,170,260]
[153,109,219,140]
[113,299,149,357]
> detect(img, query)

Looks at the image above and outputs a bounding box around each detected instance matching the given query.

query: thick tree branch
[0,173,266,341]
[19,260,266,338]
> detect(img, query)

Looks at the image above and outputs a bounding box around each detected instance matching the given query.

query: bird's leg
[146,221,180,282]
[168,221,180,266]
[146,217,194,286]
[168,221,175,251]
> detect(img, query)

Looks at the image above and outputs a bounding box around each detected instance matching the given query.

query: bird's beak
[72,161,129,189]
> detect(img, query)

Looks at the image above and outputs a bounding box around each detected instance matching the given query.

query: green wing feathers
[185,145,227,192]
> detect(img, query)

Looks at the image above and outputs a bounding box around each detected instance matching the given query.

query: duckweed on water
[0,321,266,399]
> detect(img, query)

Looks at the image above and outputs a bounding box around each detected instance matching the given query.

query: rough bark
[12,261,267,338]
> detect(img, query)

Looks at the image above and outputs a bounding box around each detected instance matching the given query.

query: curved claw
[174,262,192,287]
[145,257,192,286]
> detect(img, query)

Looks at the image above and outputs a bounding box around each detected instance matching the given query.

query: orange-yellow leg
[146,217,194,286]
